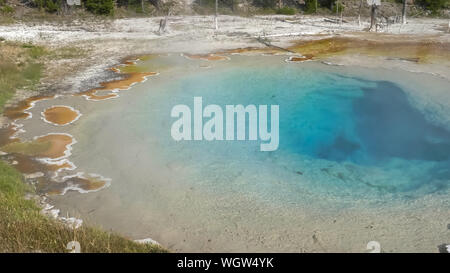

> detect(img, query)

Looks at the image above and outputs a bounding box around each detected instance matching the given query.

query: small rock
[135,238,161,246]
[25,172,44,179]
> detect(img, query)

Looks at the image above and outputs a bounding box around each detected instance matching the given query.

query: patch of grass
[276,7,296,15]
[0,15,15,25]
[249,8,277,15]
[0,160,167,252]
[0,5,14,14]
[22,63,43,85]
[22,44,47,59]
[0,42,45,111]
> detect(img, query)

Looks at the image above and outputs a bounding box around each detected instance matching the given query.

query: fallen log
[255,36,296,53]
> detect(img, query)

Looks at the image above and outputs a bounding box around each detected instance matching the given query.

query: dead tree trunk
[59,0,69,15]
[141,0,145,13]
[336,0,339,18]
[369,4,377,31]
[215,0,218,30]
[158,17,167,34]
[358,0,363,26]
[158,9,171,35]
[402,0,407,24]
[278,0,283,9]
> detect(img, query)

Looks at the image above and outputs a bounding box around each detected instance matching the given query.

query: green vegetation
[304,0,316,14]
[332,1,344,14]
[0,4,14,14]
[0,0,14,24]
[193,0,239,15]
[117,0,154,14]
[0,42,167,253]
[31,0,115,15]
[0,161,167,252]
[276,6,296,15]
[388,0,449,16]
[0,43,43,111]
[85,0,115,15]
[415,0,449,15]
[33,0,61,13]
[252,0,276,9]
[1,0,448,17]
[44,0,59,13]
[22,43,47,59]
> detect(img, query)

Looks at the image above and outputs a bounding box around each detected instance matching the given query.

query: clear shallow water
[53,55,450,251]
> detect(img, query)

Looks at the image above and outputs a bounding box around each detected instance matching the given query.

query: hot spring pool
[44,54,449,252]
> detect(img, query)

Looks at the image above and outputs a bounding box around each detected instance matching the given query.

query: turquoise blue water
[78,55,450,206]
[56,54,450,252]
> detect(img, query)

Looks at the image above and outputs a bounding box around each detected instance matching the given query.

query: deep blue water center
[137,56,450,198]
[289,79,450,164]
